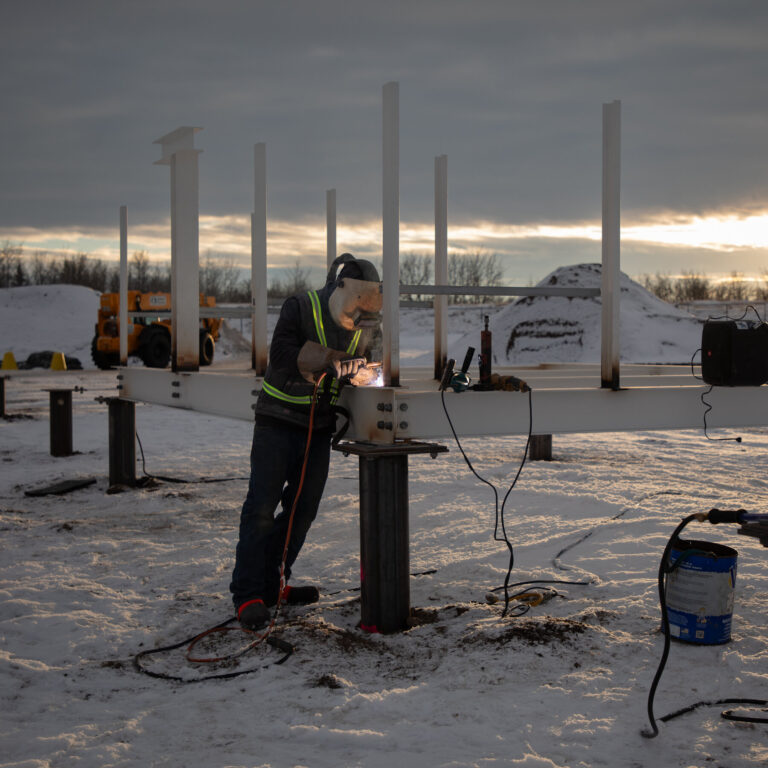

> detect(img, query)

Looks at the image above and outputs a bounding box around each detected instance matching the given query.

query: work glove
[347,363,379,387]
[331,357,367,382]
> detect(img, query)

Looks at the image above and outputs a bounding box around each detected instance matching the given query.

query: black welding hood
[326,253,381,286]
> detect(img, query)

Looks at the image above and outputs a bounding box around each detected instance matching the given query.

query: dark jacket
[255,285,375,431]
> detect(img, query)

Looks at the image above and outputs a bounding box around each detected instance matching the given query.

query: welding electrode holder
[324,357,375,385]
[703,508,768,547]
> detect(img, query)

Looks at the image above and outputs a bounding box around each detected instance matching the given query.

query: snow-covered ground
[2,273,767,767]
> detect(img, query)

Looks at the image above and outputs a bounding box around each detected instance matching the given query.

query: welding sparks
[362,362,384,387]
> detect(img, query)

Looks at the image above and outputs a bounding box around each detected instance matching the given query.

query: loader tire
[91,335,119,370]
[199,330,215,366]
[141,327,171,369]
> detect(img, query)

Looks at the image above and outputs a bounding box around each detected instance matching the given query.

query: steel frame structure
[116,89,768,442]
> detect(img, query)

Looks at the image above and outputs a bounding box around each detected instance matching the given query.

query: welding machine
[701,319,768,386]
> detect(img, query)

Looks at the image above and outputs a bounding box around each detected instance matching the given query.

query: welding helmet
[327,253,383,330]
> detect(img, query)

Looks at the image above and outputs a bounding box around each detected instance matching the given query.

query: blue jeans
[230,422,331,608]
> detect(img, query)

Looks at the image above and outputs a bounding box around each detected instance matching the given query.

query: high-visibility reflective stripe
[346,330,361,355]
[262,381,312,405]
[264,290,359,407]
[308,291,327,347]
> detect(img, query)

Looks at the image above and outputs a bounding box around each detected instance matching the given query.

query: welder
[230,253,382,630]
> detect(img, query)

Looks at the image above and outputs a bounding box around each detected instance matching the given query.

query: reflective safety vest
[256,288,363,429]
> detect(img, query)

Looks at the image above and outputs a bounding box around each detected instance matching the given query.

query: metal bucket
[665,538,738,645]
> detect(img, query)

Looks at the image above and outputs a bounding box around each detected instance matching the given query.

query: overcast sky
[1,0,767,282]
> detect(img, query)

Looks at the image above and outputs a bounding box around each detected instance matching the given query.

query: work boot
[283,585,320,605]
[237,598,270,630]
[267,585,320,606]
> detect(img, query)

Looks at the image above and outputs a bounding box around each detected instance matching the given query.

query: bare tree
[448,250,503,304]
[399,252,432,301]
[726,271,747,301]
[674,271,710,302]
[0,242,24,288]
[642,273,674,302]
[200,251,244,300]
[130,250,151,291]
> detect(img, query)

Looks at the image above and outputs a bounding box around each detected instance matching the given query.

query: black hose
[440,387,532,617]
[642,513,699,738]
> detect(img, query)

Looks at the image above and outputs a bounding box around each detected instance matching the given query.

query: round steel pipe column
[335,441,447,633]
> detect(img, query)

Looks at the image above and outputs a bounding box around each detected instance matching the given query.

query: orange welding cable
[185,373,326,664]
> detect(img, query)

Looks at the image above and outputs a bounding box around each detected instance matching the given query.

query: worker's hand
[332,357,367,381]
[348,364,378,387]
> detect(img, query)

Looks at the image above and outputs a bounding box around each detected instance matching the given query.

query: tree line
[0,243,300,301]
[399,251,504,303]
[0,242,506,304]
[640,270,768,303]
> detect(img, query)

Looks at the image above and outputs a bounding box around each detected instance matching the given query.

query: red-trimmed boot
[276,585,320,606]
[237,598,270,630]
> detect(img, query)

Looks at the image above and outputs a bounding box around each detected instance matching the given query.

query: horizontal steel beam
[366,385,763,442]
[118,368,257,420]
[117,366,767,443]
[399,284,601,298]
[128,306,253,320]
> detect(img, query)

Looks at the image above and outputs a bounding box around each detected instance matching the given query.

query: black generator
[701,319,768,386]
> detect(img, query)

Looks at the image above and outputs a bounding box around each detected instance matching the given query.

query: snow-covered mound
[0,284,101,367]
[451,263,703,365]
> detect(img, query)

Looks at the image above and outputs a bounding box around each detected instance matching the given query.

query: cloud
[5,207,768,285]
[0,0,766,287]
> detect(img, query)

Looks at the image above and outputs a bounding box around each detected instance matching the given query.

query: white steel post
[170,149,201,371]
[434,155,448,380]
[601,100,621,390]
[326,188,336,272]
[154,127,203,372]
[119,205,128,365]
[382,82,400,387]
[252,143,268,374]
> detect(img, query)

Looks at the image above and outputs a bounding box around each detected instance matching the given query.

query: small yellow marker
[1,351,18,370]
[50,352,67,371]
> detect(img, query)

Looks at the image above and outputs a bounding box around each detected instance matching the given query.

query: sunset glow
[3,210,768,275]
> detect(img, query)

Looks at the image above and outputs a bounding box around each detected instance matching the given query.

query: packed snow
[2,270,767,768]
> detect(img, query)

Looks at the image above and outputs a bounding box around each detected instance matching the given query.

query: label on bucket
[665,541,737,645]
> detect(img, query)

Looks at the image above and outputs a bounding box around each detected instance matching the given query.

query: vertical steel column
[153,127,203,372]
[529,434,553,461]
[334,440,447,633]
[252,143,268,374]
[49,389,73,457]
[382,82,400,386]
[108,398,136,487]
[119,205,128,366]
[434,155,448,380]
[601,100,621,390]
[0,377,6,418]
[359,453,411,633]
[170,148,201,371]
[326,188,337,272]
